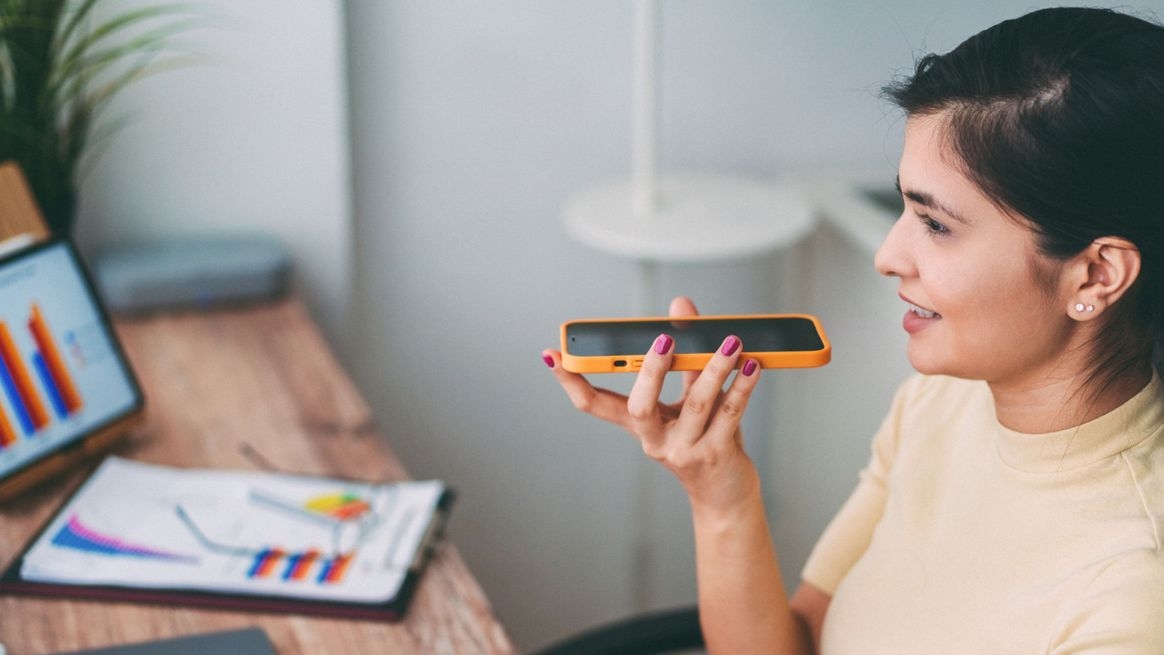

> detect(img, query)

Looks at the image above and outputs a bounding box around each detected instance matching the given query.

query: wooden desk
[0,299,515,654]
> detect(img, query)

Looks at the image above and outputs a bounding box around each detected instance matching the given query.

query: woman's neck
[989,365,1153,434]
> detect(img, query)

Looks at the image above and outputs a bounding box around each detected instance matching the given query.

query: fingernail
[742,359,758,376]
[543,354,555,368]
[721,335,740,356]
[654,334,673,355]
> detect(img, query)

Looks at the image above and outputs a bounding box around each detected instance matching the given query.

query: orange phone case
[559,314,831,373]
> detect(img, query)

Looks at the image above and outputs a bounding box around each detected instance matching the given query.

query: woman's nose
[874,213,912,278]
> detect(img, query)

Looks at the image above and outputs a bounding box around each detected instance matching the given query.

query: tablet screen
[0,240,142,483]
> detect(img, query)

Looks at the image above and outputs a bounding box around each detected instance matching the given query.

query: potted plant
[0,0,187,235]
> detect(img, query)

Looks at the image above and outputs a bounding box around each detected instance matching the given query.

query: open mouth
[907,303,940,319]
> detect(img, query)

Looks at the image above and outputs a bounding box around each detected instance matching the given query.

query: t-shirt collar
[995,372,1164,474]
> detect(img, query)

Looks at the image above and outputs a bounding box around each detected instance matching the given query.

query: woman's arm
[691,469,829,654]
[790,582,832,652]
[544,296,827,654]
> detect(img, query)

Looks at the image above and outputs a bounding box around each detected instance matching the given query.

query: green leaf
[0,0,191,234]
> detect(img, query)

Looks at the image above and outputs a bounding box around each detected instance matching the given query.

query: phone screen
[565,316,826,356]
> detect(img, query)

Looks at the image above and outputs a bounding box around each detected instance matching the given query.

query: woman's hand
[542,297,764,514]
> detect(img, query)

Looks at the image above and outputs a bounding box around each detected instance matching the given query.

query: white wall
[74,0,353,345]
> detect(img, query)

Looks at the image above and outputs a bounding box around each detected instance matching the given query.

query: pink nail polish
[742,359,758,376]
[543,354,554,368]
[721,336,740,356]
[654,334,673,355]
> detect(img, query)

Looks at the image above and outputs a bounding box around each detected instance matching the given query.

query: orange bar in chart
[0,400,15,447]
[28,304,82,413]
[254,548,285,578]
[320,552,354,584]
[0,322,49,430]
[285,549,321,581]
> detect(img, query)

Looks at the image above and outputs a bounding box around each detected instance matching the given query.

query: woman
[543,7,1164,653]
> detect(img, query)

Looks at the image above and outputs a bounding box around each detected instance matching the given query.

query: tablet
[0,239,143,501]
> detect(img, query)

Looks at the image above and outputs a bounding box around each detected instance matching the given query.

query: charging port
[613,360,627,367]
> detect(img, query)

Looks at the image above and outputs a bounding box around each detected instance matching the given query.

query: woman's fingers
[626,334,675,447]
[545,301,762,458]
[542,350,632,429]
[668,296,701,394]
[673,335,745,443]
[669,296,699,315]
[704,357,761,445]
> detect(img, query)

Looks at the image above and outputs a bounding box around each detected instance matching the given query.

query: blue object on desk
[54,627,275,655]
[92,234,290,313]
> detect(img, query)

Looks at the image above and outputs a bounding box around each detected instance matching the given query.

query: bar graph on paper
[0,303,84,448]
[247,548,354,585]
[241,491,371,585]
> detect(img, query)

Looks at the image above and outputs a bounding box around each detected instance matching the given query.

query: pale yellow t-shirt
[802,373,1164,654]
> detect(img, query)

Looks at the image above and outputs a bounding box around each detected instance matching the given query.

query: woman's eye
[917,214,950,236]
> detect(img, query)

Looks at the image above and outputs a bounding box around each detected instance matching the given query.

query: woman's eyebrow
[895,176,972,225]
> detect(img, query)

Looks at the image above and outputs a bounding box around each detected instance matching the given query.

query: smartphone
[559,314,830,373]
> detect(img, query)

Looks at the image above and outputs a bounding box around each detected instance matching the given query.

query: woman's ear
[1066,237,1141,321]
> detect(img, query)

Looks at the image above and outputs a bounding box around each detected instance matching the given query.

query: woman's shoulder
[1054,548,1164,651]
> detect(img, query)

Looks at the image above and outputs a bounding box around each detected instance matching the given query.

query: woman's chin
[906,344,949,377]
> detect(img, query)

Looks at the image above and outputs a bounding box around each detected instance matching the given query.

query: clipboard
[0,457,455,621]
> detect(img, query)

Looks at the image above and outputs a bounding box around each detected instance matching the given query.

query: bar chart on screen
[0,303,84,447]
[0,241,142,493]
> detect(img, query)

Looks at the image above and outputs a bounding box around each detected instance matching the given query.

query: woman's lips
[900,296,940,335]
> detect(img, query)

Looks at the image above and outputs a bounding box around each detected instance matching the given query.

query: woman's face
[874,114,1076,385]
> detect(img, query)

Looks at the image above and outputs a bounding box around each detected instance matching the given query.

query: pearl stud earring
[1075,303,1085,312]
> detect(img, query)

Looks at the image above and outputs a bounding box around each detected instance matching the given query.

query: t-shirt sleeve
[800,374,920,595]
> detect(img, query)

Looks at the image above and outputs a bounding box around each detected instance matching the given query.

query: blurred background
[67,1,1163,650]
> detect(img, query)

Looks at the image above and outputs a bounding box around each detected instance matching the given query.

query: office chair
[532,605,704,655]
